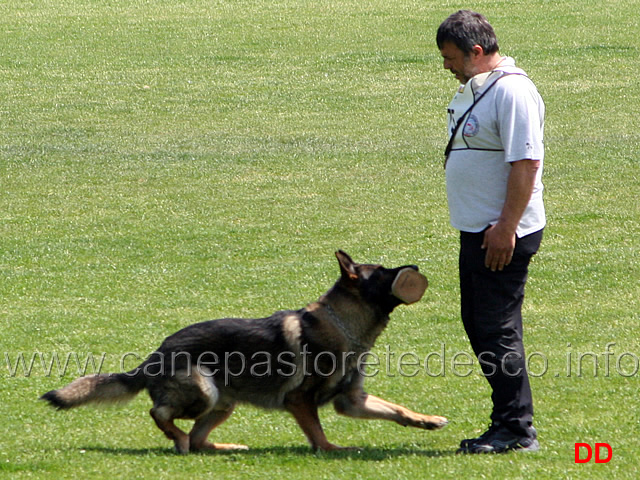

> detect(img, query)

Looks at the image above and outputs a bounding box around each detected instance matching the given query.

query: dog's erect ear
[335,250,358,281]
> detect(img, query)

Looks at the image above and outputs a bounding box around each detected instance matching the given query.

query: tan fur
[281,313,302,350]
[52,374,137,407]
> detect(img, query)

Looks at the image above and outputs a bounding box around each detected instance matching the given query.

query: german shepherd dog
[41,251,447,453]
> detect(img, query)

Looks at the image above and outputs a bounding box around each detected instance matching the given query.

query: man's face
[440,42,477,84]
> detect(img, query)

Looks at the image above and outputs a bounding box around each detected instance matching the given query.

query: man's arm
[481,159,540,271]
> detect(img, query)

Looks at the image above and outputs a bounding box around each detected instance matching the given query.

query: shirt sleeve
[495,76,545,163]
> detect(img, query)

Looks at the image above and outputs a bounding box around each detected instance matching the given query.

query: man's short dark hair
[436,10,499,55]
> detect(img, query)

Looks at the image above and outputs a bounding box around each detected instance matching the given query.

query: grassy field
[1,0,639,478]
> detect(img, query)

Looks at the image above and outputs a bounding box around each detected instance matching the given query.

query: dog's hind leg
[189,405,248,451]
[150,406,190,453]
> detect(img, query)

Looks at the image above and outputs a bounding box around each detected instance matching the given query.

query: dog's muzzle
[391,268,428,304]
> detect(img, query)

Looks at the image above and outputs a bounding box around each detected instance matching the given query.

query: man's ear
[470,44,484,58]
[335,250,358,281]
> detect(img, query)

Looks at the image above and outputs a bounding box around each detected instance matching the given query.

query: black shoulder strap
[444,72,519,168]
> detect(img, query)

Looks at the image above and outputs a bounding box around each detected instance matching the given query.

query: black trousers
[459,228,543,436]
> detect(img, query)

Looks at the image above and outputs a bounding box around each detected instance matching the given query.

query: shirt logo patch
[463,114,480,137]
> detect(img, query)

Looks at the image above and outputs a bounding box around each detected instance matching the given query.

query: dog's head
[335,250,428,314]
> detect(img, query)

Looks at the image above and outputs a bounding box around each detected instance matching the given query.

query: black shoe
[458,425,539,454]
[458,422,502,450]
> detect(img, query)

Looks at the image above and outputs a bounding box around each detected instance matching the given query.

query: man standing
[436,10,545,453]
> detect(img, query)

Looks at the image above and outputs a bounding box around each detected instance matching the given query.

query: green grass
[1,0,639,478]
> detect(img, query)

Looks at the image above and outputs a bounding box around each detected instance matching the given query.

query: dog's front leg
[284,395,349,451]
[334,389,448,430]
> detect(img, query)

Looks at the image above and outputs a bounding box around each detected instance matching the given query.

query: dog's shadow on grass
[82,445,455,460]
[252,445,455,460]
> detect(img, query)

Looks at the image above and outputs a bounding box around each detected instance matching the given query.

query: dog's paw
[190,441,249,452]
[415,415,448,430]
[315,443,362,452]
[210,443,250,451]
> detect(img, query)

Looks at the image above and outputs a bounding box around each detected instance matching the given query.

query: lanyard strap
[444,72,519,168]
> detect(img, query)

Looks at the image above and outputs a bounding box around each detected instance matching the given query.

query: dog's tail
[40,367,147,410]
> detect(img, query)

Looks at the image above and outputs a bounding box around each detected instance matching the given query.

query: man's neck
[477,53,504,75]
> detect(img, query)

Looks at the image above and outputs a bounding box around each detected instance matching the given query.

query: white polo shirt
[445,57,546,237]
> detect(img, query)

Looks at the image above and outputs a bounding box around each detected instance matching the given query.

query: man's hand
[482,223,516,271]
[481,159,540,271]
